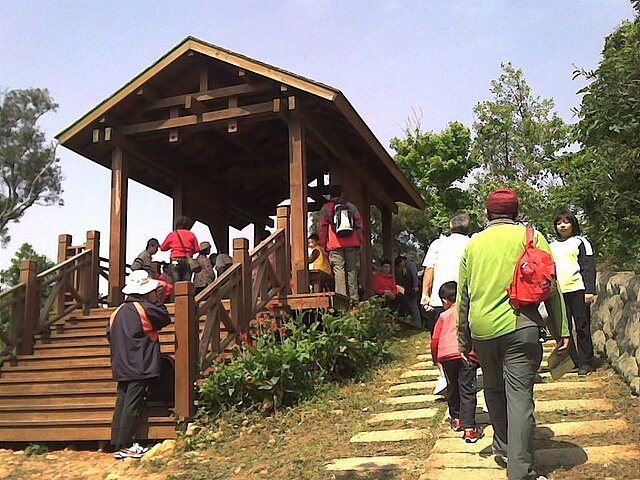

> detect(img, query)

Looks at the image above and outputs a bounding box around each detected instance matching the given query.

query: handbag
[175,230,202,273]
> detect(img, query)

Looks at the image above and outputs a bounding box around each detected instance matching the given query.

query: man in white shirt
[421,214,471,333]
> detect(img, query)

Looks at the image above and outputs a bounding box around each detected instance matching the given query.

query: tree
[0,88,63,246]
[0,243,55,340]
[389,117,476,259]
[469,63,570,231]
[567,6,640,270]
[0,243,54,288]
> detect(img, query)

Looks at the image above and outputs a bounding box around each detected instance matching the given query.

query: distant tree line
[388,4,640,272]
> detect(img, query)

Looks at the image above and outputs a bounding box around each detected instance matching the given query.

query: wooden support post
[288,116,309,294]
[56,234,72,317]
[173,181,184,229]
[108,148,128,306]
[173,281,197,422]
[84,230,101,311]
[381,207,393,264]
[18,260,38,356]
[276,207,291,295]
[209,222,229,254]
[359,191,373,298]
[233,238,252,334]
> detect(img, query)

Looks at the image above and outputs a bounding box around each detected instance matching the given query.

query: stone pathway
[326,340,640,478]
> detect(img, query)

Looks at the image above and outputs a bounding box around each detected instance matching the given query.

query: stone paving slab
[400,369,440,378]
[424,451,504,469]
[535,398,613,412]
[534,380,601,391]
[388,380,437,392]
[440,419,627,440]
[419,467,506,480]
[350,428,429,443]
[383,393,441,405]
[432,431,493,452]
[536,443,640,466]
[366,407,438,423]
[410,361,434,369]
[325,456,411,471]
[415,354,431,361]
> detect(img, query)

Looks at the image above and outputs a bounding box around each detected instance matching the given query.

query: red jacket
[160,229,199,258]
[319,199,363,251]
[373,272,398,295]
[431,304,478,364]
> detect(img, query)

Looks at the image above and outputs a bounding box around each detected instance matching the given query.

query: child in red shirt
[431,280,483,443]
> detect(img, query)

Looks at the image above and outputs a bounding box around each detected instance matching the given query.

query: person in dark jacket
[395,254,422,327]
[107,270,171,459]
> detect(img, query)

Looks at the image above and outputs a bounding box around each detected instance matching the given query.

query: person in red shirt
[318,185,363,301]
[373,259,398,297]
[431,280,483,443]
[160,215,200,283]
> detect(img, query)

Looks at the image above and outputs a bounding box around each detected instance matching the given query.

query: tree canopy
[469,63,571,231]
[0,243,54,288]
[565,7,640,270]
[389,118,475,259]
[0,88,63,246]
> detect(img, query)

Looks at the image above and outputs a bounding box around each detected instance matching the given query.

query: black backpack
[149,354,175,406]
[332,201,355,237]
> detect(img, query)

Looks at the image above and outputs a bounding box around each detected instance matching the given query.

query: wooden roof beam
[142,83,274,111]
[306,121,398,214]
[121,98,282,136]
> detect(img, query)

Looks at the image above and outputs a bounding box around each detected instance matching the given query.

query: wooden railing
[173,206,291,420]
[0,283,27,359]
[0,231,101,359]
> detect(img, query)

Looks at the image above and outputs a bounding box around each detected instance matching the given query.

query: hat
[199,241,212,252]
[215,253,233,269]
[122,270,160,295]
[487,188,519,214]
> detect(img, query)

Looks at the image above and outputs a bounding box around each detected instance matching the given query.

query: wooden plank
[288,115,309,294]
[121,100,276,136]
[108,148,128,306]
[143,82,272,111]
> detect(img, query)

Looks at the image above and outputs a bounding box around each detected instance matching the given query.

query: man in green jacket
[457,188,570,480]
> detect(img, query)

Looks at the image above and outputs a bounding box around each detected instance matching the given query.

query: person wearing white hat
[194,241,215,295]
[108,270,171,459]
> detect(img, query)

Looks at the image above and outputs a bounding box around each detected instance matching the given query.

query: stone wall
[591,272,640,395]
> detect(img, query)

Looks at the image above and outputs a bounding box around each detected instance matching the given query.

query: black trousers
[111,379,151,449]
[171,257,192,283]
[563,290,594,366]
[441,357,479,428]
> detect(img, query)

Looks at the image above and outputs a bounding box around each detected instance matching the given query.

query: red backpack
[507,227,557,310]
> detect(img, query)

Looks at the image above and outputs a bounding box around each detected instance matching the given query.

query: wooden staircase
[0,307,177,442]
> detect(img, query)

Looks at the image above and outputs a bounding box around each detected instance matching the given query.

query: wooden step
[4,354,112,370]
[0,380,116,396]
[0,403,169,421]
[0,392,117,407]
[0,365,113,383]
[28,344,176,358]
[0,416,176,442]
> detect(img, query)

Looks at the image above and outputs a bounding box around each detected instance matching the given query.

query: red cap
[487,188,519,214]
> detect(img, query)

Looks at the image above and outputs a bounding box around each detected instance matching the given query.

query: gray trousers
[329,247,359,301]
[474,326,543,480]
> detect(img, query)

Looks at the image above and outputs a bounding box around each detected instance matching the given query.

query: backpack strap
[109,302,158,342]
[526,226,535,249]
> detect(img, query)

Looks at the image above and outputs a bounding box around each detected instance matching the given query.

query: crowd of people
[111,187,597,479]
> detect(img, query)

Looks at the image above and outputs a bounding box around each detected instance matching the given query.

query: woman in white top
[549,210,597,375]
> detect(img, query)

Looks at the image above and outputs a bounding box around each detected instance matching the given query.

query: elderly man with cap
[193,241,215,295]
[457,188,570,480]
[107,270,171,459]
[130,238,160,277]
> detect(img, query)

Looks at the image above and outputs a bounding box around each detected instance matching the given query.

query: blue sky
[0,0,636,269]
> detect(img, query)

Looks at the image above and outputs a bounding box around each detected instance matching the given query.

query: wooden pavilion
[56,36,425,305]
[0,37,426,442]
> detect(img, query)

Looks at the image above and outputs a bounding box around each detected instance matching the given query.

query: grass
[149,329,444,480]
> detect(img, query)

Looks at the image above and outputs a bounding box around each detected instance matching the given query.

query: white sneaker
[433,374,447,395]
[114,442,149,459]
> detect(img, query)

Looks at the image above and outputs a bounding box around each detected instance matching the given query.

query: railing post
[83,230,101,312]
[277,206,291,295]
[56,234,72,318]
[233,237,251,334]
[18,260,38,356]
[174,281,197,422]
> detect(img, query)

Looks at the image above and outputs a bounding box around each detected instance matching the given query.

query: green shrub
[198,299,398,418]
